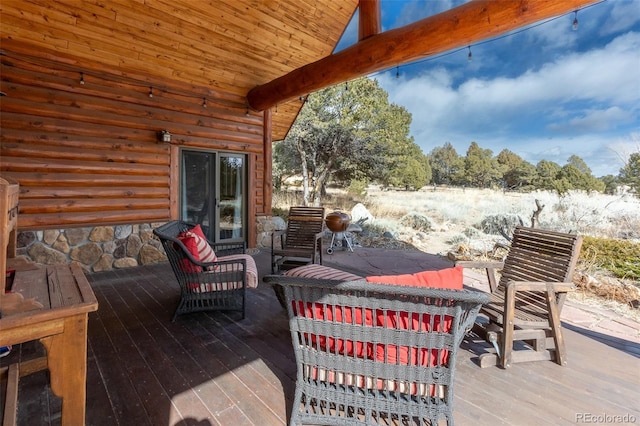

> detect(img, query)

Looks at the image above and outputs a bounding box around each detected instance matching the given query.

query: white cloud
[377,31,640,176]
[455,32,640,110]
[547,107,635,132]
[601,0,640,35]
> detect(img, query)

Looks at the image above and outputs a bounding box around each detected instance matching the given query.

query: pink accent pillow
[365,266,464,290]
[177,224,217,272]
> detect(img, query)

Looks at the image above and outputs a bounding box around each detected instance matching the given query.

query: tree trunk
[296,141,311,206]
[531,199,545,228]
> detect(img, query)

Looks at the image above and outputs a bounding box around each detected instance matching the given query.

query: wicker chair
[271,206,325,273]
[153,221,256,322]
[457,226,583,368]
[263,274,489,426]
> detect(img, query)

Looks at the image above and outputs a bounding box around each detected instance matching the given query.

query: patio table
[0,263,98,425]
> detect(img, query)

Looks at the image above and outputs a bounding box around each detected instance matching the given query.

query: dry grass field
[364,186,640,241]
[274,185,640,321]
[365,186,640,321]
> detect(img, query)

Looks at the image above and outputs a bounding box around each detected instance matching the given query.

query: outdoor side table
[0,263,98,425]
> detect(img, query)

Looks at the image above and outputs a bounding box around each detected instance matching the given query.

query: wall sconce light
[159,130,172,143]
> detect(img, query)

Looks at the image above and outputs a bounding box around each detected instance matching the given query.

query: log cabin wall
[0,45,266,250]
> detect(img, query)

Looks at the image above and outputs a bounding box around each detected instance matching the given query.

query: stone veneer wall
[15,217,287,273]
[255,215,286,248]
[15,223,168,273]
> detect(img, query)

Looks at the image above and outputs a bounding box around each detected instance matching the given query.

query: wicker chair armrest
[201,256,246,268]
[264,275,489,304]
[199,259,247,283]
[263,274,345,286]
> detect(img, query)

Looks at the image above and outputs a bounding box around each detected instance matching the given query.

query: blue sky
[336,0,640,177]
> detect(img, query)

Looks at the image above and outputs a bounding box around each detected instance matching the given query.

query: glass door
[181,150,246,243]
[218,154,245,240]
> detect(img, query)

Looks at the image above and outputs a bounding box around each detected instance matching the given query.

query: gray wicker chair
[263,275,489,426]
[154,221,250,322]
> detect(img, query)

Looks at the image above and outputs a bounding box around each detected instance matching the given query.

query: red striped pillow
[178,225,217,263]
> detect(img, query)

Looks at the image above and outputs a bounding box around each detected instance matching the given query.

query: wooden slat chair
[263,274,489,426]
[457,226,583,368]
[271,206,325,273]
[153,221,257,321]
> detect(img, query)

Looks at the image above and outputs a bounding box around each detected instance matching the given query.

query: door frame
[178,147,248,244]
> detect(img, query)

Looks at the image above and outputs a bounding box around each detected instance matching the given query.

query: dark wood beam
[248,0,599,111]
[359,0,381,41]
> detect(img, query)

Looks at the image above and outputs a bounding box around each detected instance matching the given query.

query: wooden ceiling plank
[174,0,339,59]
[1,8,148,62]
[1,0,359,142]
[1,1,78,26]
[248,0,600,110]
[103,0,297,78]
[1,25,70,50]
[313,0,358,19]
[30,0,118,21]
[148,0,314,59]
[3,37,250,105]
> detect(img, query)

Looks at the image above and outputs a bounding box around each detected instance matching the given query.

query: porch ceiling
[0,0,358,140]
[1,0,598,142]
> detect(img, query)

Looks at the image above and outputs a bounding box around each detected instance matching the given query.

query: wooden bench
[1,177,98,425]
[0,264,98,425]
[1,177,20,294]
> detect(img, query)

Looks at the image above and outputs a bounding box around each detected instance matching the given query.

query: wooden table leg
[40,313,89,426]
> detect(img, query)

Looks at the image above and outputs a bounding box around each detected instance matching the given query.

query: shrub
[447,234,468,245]
[346,179,368,199]
[463,227,482,238]
[272,207,289,221]
[479,214,523,235]
[581,236,640,280]
[360,219,399,237]
[399,212,433,232]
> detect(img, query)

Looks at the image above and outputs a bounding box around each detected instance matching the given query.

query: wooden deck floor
[2,252,639,426]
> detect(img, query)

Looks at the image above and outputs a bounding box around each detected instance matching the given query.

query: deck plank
[2,253,638,426]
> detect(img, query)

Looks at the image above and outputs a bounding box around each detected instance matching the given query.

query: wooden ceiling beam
[358,0,381,41]
[247,0,599,111]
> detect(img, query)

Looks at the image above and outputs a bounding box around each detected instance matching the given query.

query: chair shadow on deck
[561,321,640,358]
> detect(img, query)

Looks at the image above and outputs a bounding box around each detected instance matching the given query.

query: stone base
[16,223,167,273]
